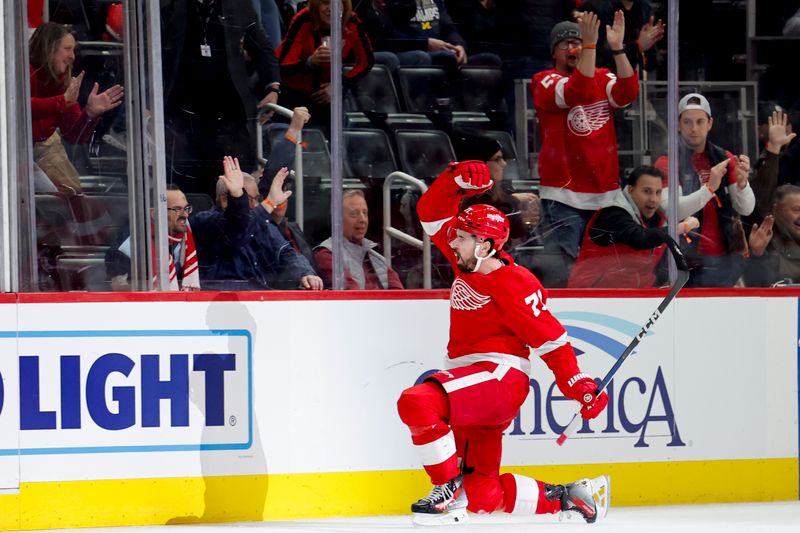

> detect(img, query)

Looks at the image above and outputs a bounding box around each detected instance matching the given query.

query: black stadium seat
[35,194,78,248]
[346,64,434,131]
[343,128,398,181]
[456,67,508,114]
[398,66,497,130]
[349,64,403,115]
[266,127,331,185]
[394,130,456,181]
[56,254,108,292]
[397,66,452,114]
[185,193,215,213]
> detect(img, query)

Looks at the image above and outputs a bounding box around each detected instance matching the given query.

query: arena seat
[55,254,109,292]
[394,129,456,181]
[35,193,78,248]
[185,192,214,213]
[455,66,508,115]
[398,66,495,130]
[346,64,434,131]
[343,128,398,181]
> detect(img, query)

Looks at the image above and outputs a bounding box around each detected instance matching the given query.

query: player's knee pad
[500,473,539,514]
[463,473,504,514]
[397,381,447,427]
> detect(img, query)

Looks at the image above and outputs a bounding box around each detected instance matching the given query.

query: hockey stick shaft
[556,237,689,446]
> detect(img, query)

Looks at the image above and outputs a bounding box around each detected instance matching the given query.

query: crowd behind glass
[25,0,800,292]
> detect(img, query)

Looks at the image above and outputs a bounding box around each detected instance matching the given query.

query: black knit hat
[550,21,581,54]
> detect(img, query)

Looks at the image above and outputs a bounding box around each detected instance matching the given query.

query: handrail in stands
[257,103,306,230]
[382,172,431,289]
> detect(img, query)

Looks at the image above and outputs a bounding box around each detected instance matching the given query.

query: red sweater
[532,67,639,210]
[277,8,374,95]
[313,247,403,290]
[30,64,99,144]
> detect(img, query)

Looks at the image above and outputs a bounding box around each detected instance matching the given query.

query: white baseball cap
[678,93,712,117]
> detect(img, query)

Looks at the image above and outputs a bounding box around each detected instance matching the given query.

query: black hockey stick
[557,236,690,446]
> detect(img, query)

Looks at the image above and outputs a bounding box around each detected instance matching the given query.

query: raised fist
[706,159,728,194]
[679,216,699,234]
[440,160,493,196]
[569,376,609,420]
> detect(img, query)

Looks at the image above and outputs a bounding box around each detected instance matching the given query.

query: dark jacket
[568,189,668,288]
[355,0,465,53]
[675,139,741,258]
[750,139,800,223]
[444,0,510,57]
[160,0,280,139]
[744,223,800,287]
[258,129,319,272]
[191,194,316,290]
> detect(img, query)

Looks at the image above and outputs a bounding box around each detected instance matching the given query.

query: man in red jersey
[396,160,610,526]
[532,12,639,287]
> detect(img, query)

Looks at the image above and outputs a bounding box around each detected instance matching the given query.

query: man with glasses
[532,12,638,287]
[191,157,323,291]
[105,184,201,291]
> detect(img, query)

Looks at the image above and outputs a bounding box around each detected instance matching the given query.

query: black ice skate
[411,475,468,526]
[545,475,610,523]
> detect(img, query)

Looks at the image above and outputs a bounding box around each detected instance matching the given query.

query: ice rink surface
[44,501,800,533]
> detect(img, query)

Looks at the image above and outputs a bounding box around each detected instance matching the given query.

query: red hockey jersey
[417,170,580,377]
[532,67,639,210]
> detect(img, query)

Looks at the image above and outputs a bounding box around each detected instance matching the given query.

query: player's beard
[455,251,477,273]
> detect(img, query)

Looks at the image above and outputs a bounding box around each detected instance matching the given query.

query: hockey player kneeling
[397,159,610,525]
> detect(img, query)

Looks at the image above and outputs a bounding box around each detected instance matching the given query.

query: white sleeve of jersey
[529,331,569,358]
[420,216,452,237]
[554,77,569,109]
[661,185,715,220]
[728,182,755,216]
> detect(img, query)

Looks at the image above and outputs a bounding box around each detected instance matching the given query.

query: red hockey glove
[568,376,609,420]
[439,160,493,197]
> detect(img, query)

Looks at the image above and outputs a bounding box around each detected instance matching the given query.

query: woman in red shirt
[29,22,123,191]
[277,0,373,132]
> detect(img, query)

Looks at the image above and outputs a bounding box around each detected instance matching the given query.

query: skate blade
[558,475,611,524]
[558,510,586,522]
[412,507,469,527]
[589,475,611,522]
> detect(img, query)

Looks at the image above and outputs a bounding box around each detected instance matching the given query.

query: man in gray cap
[654,92,754,287]
[531,11,639,287]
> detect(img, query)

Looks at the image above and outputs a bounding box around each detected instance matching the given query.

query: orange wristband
[285,133,308,149]
[265,198,288,209]
[583,44,597,50]
[704,184,723,208]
